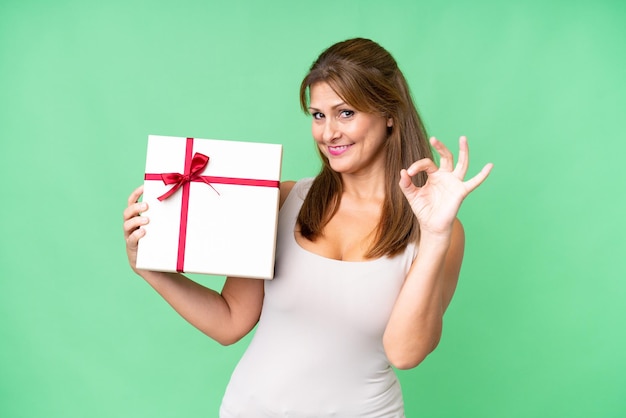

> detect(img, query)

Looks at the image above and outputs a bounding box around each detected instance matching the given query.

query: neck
[340,171,386,201]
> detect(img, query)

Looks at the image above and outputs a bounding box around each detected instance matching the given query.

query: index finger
[127,185,144,207]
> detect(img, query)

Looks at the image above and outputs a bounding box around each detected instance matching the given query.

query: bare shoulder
[280,181,297,208]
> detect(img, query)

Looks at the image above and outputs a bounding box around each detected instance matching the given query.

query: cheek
[311,124,324,142]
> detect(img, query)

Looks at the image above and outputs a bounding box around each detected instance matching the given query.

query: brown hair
[298,38,432,258]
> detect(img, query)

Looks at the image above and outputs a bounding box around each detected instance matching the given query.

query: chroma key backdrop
[1,1,625,417]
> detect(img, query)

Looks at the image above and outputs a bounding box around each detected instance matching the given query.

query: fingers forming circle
[407,158,439,177]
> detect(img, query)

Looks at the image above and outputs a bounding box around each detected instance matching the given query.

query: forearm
[383,222,464,369]
[124,186,261,345]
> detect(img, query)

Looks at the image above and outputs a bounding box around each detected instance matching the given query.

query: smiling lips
[328,144,353,156]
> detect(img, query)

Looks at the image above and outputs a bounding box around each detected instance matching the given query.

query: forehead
[309,82,347,108]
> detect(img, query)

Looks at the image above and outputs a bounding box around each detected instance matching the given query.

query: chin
[326,159,350,173]
[329,164,360,176]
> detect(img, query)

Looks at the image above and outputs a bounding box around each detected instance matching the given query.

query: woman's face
[309,82,392,177]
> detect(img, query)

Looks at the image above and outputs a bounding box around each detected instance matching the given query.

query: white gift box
[135,135,282,279]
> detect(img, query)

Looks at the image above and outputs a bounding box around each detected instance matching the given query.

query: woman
[123,38,492,417]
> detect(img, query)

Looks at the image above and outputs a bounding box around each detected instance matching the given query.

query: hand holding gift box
[135,135,282,279]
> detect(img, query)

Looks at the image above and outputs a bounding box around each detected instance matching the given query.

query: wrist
[418,229,453,248]
[417,218,464,250]
[414,232,452,271]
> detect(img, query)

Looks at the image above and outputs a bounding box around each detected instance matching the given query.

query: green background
[1,0,624,417]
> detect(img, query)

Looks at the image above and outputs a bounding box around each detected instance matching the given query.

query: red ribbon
[152,152,219,201]
[144,137,279,272]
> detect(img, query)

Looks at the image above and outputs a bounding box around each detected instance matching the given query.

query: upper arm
[441,218,465,312]
[220,276,265,344]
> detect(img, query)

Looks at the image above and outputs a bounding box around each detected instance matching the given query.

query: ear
[387,117,393,128]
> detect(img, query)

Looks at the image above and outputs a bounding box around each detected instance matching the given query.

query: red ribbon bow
[157,152,219,200]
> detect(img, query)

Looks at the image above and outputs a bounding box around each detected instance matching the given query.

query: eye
[339,110,355,118]
[311,111,324,120]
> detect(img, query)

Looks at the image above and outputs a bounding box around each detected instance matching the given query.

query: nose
[321,118,340,143]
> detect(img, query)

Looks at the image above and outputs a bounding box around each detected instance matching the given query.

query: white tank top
[220,178,417,417]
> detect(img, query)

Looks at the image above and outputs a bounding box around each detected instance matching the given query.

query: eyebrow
[308,101,348,112]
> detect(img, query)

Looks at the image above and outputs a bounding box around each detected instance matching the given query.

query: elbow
[384,335,441,370]
[387,347,431,370]
[202,316,258,346]
[215,335,241,346]
[389,356,425,371]
[204,328,248,346]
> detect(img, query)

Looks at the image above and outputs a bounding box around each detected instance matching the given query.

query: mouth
[327,144,353,156]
